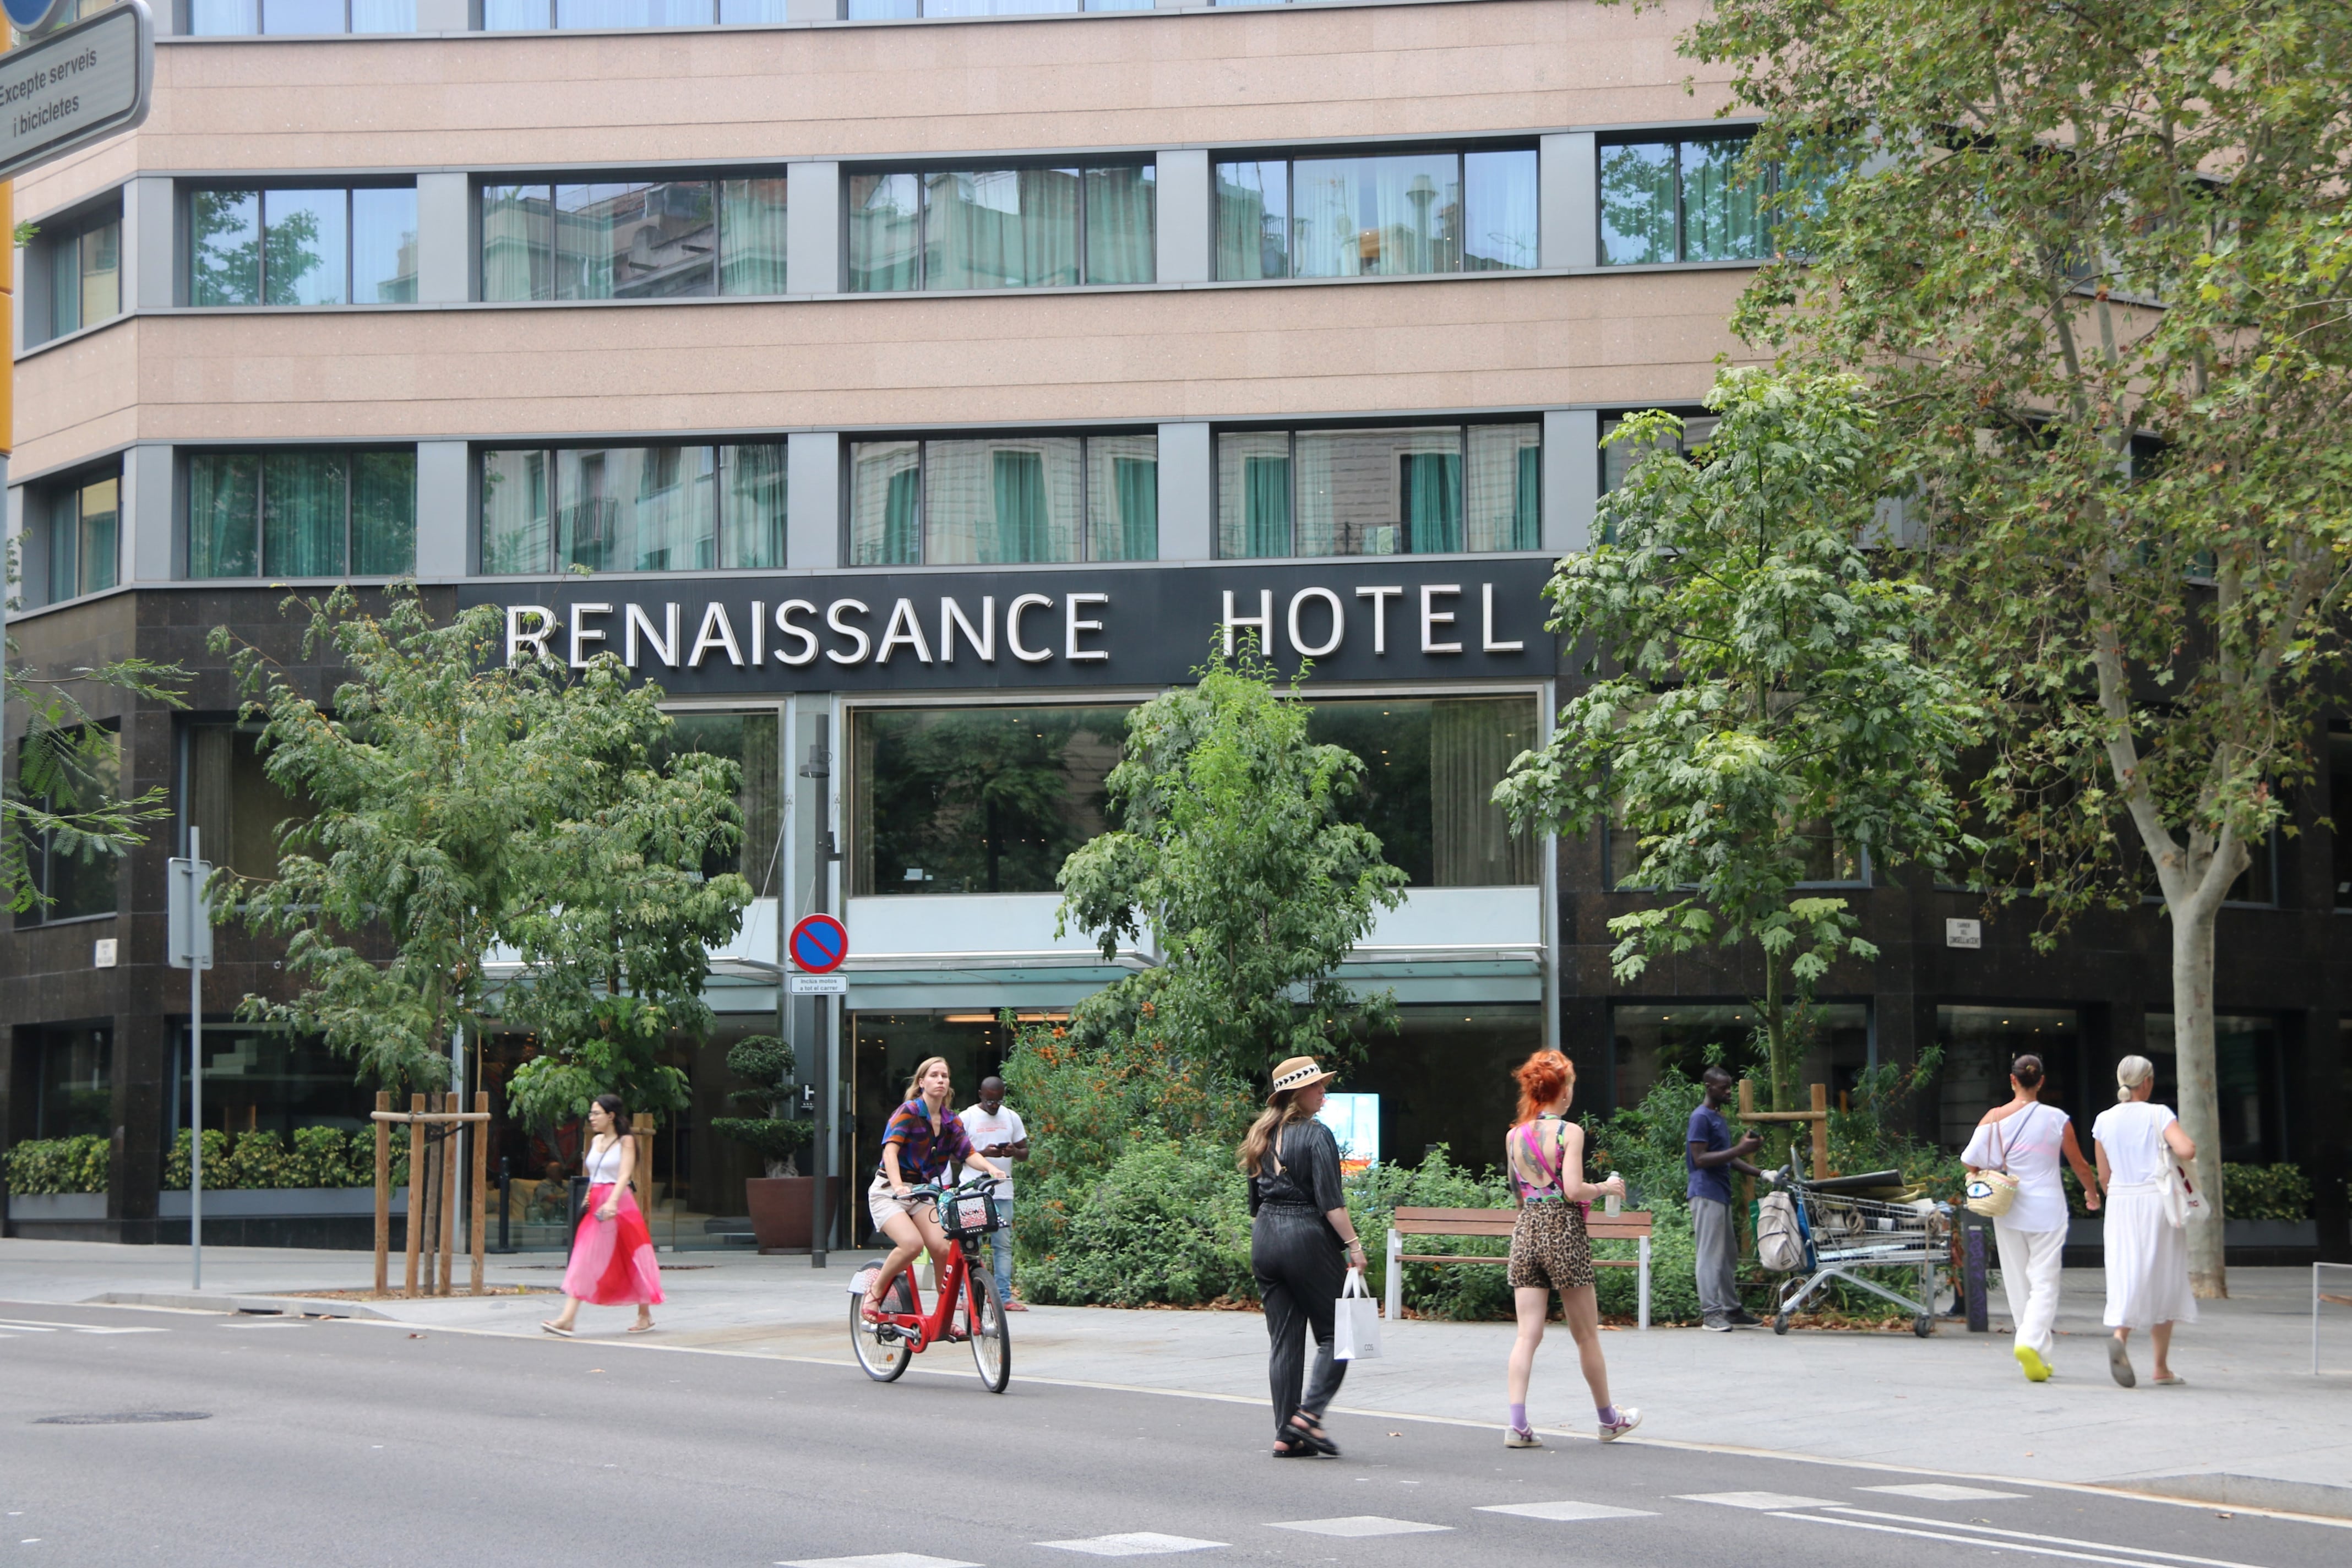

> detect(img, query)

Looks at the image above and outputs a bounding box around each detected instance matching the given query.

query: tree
[1685,0,2352,1293]
[1494,369,1979,1120]
[499,663,754,1133]
[709,1036,814,1178]
[1055,643,1408,1082]
[212,585,580,1095]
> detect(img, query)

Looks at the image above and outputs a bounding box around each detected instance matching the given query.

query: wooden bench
[1384,1206,1654,1330]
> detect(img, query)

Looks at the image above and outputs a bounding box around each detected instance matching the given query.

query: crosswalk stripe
[1267,1517,1450,1538]
[1477,1500,1656,1522]
[0,1318,165,1335]
[776,1556,978,1568]
[1860,1484,2030,1502]
[1036,1534,1225,1557]
[1679,1491,1837,1511]
[1826,1509,2278,1568]
[1792,1511,2230,1568]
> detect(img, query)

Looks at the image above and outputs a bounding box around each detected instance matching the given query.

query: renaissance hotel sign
[456,559,1556,694]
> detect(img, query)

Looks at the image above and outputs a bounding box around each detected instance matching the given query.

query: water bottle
[1604,1170,1623,1217]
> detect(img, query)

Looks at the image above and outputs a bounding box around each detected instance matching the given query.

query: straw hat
[1268,1056,1336,1099]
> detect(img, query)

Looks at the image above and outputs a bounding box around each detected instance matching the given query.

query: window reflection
[847,164,1154,291]
[1306,696,1541,888]
[1616,1001,1871,1118]
[188,187,417,306]
[13,726,122,926]
[1600,135,1770,265]
[187,450,418,580]
[478,444,785,575]
[1216,424,1540,558]
[1215,149,1537,281]
[852,706,1133,896]
[848,435,1154,565]
[653,712,783,892]
[40,473,119,605]
[483,177,784,300]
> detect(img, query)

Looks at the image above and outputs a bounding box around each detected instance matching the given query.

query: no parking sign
[789,912,848,975]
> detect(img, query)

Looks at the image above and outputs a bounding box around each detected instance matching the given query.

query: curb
[91,1291,395,1321]
[2109,1472,2352,1522]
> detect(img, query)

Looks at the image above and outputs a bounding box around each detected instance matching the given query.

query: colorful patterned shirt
[879,1097,973,1186]
[1505,1115,1581,1206]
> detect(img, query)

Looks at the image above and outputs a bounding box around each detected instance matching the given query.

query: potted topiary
[709,1035,822,1251]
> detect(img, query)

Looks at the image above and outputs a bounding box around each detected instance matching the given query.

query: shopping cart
[1768,1156,1953,1338]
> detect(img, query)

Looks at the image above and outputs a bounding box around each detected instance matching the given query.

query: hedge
[6,1126,409,1196]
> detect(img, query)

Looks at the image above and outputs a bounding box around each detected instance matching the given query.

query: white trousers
[1994,1223,2067,1359]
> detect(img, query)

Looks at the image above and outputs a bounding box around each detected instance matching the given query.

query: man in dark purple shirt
[1687,1065,1766,1331]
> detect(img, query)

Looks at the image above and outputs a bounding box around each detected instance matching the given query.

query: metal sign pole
[188,826,203,1292]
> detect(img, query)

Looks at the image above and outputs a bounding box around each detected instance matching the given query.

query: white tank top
[582,1136,625,1185]
[1962,1102,2068,1233]
[2092,1100,2179,1186]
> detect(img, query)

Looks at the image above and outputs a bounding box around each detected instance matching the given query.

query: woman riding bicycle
[861,1056,1006,1316]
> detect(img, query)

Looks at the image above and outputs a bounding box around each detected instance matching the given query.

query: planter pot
[158,1187,401,1219]
[745,1176,839,1252]
[8,1193,106,1222]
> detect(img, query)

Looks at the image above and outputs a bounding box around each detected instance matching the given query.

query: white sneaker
[1599,1407,1642,1442]
[1504,1426,1544,1449]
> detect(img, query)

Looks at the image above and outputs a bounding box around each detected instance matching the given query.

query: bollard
[1964,1219,1990,1333]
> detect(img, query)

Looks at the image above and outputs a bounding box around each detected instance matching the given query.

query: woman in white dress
[2090,1055,2198,1387]
[1962,1053,2100,1382]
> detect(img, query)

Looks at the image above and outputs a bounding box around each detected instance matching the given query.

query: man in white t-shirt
[960,1077,1029,1311]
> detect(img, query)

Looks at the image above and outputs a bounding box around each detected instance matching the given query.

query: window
[2331,729,2352,910]
[1306,695,1542,888]
[478,444,785,575]
[1215,149,1537,280]
[1606,809,1862,890]
[846,0,1151,13]
[653,712,783,893]
[851,705,1134,896]
[25,1027,112,1141]
[1215,424,1539,558]
[848,434,1156,566]
[848,165,1155,292]
[187,723,312,881]
[1617,1001,1871,1119]
[36,208,119,343]
[2144,1013,2284,1165]
[1934,1006,2077,1151]
[1333,1004,1546,1170]
[187,450,417,579]
[188,0,416,31]
[1600,411,1718,492]
[34,473,119,606]
[483,0,797,25]
[13,725,122,926]
[188,186,418,305]
[482,177,786,301]
[1600,135,1770,265]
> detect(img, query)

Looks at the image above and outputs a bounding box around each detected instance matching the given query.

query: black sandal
[1283,1415,1340,1458]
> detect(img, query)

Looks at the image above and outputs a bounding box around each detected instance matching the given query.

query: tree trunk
[2168,905,2228,1299]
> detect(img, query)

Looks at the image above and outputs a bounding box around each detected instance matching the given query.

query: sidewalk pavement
[6,1238,2348,1518]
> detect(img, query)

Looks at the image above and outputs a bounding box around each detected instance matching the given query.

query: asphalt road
[1,1300,2343,1568]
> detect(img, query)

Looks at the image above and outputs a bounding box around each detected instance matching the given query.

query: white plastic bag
[1333,1267,1384,1361]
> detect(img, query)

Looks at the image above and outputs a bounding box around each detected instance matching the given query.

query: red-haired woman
[1501,1050,1636,1449]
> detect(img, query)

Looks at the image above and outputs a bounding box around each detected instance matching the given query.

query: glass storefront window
[1615,1001,1871,1121]
[1305,696,1541,888]
[847,434,1154,565]
[1600,135,1770,265]
[188,723,312,882]
[39,473,118,605]
[652,712,783,893]
[851,705,1132,896]
[14,725,122,927]
[478,444,785,576]
[1338,1004,1545,1174]
[2144,1012,2283,1165]
[847,164,1154,291]
[484,177,782,301]
[1216,424,1540,558]
[26,1027,112,1140]
[2332,730,2352,910]
[1602,412,1719,493]
[1932,1005,2080,1151]
[1213,148,1537,281]
[187,450,418,579]
[171,1032,379,1140]
[189,187,418,306]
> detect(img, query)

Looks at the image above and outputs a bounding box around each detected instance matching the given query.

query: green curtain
[263,451,349,577]
[720,177,790,295]
[1513,444,1540,550]
[1114,456,1157,560]
[849,173,922,292]
[1430,697,1540,886]
[993,449,1050,563]
[884,466,922,564]
[352,451,416,575]
[1243,456,1291,557]
[1083,166,1156,284]
[74,478,118,597]
[188,454,261,579]
[1402,452,1461,553]
[927,168,1081,291]
[723,443,788,569]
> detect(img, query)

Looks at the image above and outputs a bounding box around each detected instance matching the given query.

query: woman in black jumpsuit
[1243,1055,1370,1458]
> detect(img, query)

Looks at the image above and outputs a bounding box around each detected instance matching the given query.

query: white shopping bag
[1333,1267,1384,1361]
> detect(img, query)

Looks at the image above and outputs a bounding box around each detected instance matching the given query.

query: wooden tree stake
[469,1091,489,1295]
[438,1091,460,1297]
[402,1093,425,1298]
[373,1091,391,1295]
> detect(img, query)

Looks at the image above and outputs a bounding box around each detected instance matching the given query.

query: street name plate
[789,973,847,995]
[0,2,153,184]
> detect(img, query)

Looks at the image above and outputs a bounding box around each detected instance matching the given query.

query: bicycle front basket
[935,1188,1001,1240]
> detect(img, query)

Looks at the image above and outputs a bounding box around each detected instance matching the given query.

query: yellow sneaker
[2015,1343,2051,1382]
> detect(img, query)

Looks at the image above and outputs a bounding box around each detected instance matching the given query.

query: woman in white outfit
[2091,1055,2198,1387]
[1962,1053,2100,1382]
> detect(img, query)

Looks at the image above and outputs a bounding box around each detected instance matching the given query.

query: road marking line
[0,1322,59,1332]
[1861,1484,2031,1502]
[1036,1534,1225,1556]
[777,1556,979,1568]
[1267,1517,1452,1538]
[1826,1509,2282,1568]
[1680,1491,1838,1511]
[1793,1513,2276,1568]
[1477,1500,1657,1522]
[0,1318,164,1335]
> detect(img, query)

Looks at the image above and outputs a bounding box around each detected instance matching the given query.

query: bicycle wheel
[966,1270,1011,1393]
[850,1297,912,1383]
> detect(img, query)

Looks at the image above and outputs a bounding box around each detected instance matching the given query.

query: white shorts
[866,1175,931,1234]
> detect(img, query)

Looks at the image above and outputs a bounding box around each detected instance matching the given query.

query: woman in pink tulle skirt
[542,1095,663,1336]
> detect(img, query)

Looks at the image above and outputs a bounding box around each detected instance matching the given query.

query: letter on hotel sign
[1420,584,1462,655]
[826,600,873,665]
[507,605,556,665]
[1066,593,1109,662]
[570,602,612,668]
[776,600,820,667]
[1354,585,1401,654]
[1480,582,1524,654]
[1222,589,1273,656]
[1007,594,1055,663]
[1287,587,1344,658]
[627,602,680,668]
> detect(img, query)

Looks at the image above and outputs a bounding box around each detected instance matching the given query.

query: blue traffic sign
[3,0,59,30]
[789,912,848,974]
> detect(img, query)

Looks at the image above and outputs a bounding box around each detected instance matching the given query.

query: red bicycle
[849,1176,1011,1393]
